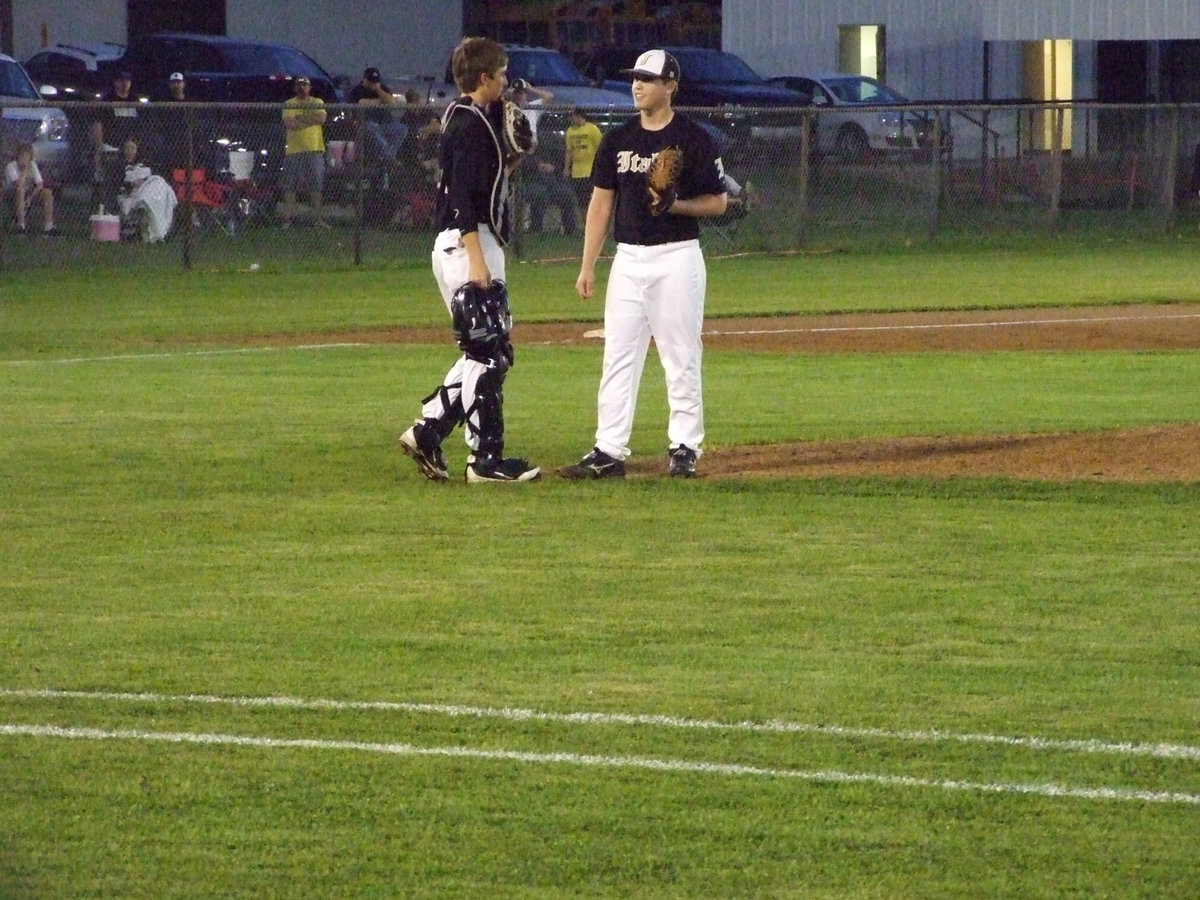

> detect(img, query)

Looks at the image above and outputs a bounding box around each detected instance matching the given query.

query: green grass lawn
[2,245,1199,897]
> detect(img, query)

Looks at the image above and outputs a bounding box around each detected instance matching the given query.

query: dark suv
[115,34,345,188]
[118,33,340,102]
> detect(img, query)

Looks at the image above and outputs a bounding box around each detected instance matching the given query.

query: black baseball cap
[115,69,132,80]
[364,67,381,82]
[622,49,681,82]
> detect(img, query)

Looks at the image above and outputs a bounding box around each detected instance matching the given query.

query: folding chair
[171,168,235,236]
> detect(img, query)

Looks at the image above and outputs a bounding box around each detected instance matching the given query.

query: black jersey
[434,98,511,244]
[592,112,726,246]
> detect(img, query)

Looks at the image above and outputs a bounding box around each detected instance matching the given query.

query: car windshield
[0,58,40,99]
[220,43,329,79]
[672,50,764,85]
[823,76,907,103]
[506,50,588,87]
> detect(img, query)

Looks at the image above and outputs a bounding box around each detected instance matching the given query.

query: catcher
[563,49,728,480]
[398,36,540,483]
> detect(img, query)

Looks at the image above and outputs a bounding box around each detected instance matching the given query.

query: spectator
[116,138,177,243]
[91,69,141,212]
[508,80,576,234]
[508,78,552,133]
[165,71,186,102]
[399,89,442,169]
[564,107,602,214]
[151,72,200,175]
[280,75,329,228]
[346,66,407,167]
[3,141,57,235]
[523,149,578,235]
[390,89,441,229]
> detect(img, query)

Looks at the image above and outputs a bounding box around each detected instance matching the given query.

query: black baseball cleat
[399,421,449,482]
[667,445,698,478]
[465,453,541,484]
[560,447,626,480]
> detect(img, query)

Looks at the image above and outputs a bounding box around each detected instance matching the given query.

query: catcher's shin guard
[465,360,506,457]
[419,383,465,441]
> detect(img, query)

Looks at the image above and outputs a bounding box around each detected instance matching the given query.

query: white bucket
[89,214,121,242]
[228,150,255,180]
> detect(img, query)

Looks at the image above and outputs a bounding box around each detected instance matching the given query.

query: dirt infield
[276,303,1200,483]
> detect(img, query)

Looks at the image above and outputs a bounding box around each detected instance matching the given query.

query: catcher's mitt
[646,146,683,216]
[501,99,537,160]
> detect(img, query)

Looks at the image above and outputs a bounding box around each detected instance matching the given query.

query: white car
[766,74,944,162]
[1,53,71,180]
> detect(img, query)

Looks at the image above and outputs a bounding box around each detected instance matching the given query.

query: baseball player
[399,37,540,484]
[562,49,727,479]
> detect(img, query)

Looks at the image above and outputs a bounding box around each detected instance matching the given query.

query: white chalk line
[3,310,1197,366]
[4,688,1197,762]
[2,723,1194,806]
[0,343,370,367]
[705,311,1200,337]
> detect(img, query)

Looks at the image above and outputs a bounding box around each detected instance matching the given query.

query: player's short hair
[452,37,507,94]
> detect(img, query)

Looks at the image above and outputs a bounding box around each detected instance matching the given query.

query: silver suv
[1,53,71,179]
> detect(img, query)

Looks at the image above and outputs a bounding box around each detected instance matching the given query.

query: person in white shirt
[3,142,56,235]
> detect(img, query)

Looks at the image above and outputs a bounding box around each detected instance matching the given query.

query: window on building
[839,25,885,81]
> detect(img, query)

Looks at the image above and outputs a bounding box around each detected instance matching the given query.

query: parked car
[0,53,71,181]
[425,44,633,114]
[580,45,810,143]
[113,33,348,190]
[23,41,125,100]
[413,45,633,160]
[765,74,947,162]
[117,33,341,103]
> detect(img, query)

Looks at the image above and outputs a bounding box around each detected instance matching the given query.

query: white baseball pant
[594,239,706,460]
[425,225,507,450]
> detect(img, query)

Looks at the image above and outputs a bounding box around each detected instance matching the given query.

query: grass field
[2,243,1199,897]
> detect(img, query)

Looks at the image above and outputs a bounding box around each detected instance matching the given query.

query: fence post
[353,112,364,265]
[182,104,194,271]
[797,107,810,248]
[1047,105,1063,230]
[928,113,942,240]
[1163,105,1180,233]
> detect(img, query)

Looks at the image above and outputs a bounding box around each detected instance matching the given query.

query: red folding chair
[172,168,234,235]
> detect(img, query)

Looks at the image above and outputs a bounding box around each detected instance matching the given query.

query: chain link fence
[3,100,1200,271]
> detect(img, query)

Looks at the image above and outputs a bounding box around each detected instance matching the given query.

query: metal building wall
[984,0,1200,40]
[726,0,1200,101]
[724,0,987,100]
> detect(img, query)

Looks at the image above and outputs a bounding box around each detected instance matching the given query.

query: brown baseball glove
[646,146,683,216]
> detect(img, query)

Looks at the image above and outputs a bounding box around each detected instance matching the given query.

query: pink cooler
[89,214,121,242]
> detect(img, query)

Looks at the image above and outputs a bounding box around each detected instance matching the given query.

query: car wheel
[834,125,869,163]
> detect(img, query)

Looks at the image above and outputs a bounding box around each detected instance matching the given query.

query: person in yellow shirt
[280,76,329,228]
[563,107,602,217]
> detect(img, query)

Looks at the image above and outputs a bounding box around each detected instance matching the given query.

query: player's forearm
[674,193,728,218]
[579,194,612,271]
[461,230,490,284]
